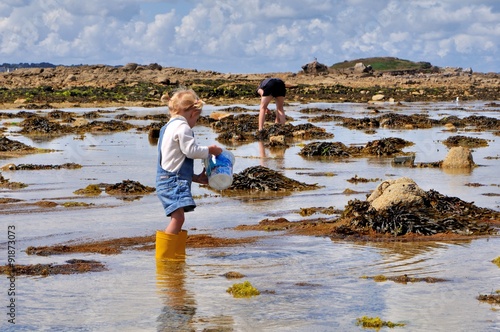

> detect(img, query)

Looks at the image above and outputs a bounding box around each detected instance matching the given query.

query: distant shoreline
[1,64,499,108]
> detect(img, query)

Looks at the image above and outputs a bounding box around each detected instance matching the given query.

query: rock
[269,135,286,146]
[146,63,162,70]
[441,146,475,168]
[71,118,88,127]
[367,177,426,211]
[354,62,366,73]
[301,60,329,74]
[0,163,16,171]
[160,93,170,104]
[156,75,170,84]
[122,63,138,71]
[372,94,385,101]
[210,112,232,120]
[444,123,457,131]
[64,74,77,82]
[462,67,473,75]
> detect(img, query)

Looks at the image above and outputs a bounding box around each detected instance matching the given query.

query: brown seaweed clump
[299,137,413,157]
[0,136,36,153]
[234,217,337,236]
[299,141,352,157]
[79,120,135,133]
[1,162,81,171]
[19,115,135,136]
[362,274,447,284]
[47,109,76,120]
[211,113,257,139]
[360,137,413,156]
[477,292,500,305]
[19,116,74,135]
[212,113,333,143]
[104,180,155,195]
[1,259,107,276]
[228,166,319,191]
[442,135,489,148]
[257,123,334,141]
[338,188,499,237]
[26,235,156,256]
[223,271,245,279]
[25,234,258,256]
[448,115,500,131]
[0,173,27,189]
[340,113,438,130]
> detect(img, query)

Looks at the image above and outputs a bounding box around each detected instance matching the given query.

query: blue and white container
[203,150,235,190]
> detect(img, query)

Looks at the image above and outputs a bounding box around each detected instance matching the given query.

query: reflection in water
[149,128,160,146]
[156,261,196,331]
[441,167,473,175]
[352,240,473,276]
[358,239,471,258]
[258,140,286,170]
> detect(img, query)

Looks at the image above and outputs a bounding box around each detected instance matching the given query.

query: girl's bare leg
[165,208,185,234]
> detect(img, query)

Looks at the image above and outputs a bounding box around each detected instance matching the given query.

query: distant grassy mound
[331,57,434,72]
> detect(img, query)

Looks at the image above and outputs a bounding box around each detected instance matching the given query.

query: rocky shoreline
[0,64,499,109]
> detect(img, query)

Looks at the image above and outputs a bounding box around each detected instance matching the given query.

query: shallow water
[1,101,500,331]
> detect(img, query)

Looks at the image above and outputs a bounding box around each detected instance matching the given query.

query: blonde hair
[168,88,204,116]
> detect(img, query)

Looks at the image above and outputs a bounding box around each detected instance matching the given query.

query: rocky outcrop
[301,60,329,74]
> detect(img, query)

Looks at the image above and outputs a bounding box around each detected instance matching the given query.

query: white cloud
[0,0,498,72]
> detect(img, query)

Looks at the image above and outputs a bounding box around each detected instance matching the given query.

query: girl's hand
[208,145,223,156]
[193,169,209,184]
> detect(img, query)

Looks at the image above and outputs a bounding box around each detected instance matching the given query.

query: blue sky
[0,0,498,73]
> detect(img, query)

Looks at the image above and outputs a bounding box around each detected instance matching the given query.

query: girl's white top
[160,116,209,172]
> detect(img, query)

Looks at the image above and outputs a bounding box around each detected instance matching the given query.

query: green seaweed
[226,280,260,298]
[62,201,92,207]
[372,275,388,282]
[356,316,405,329]
[492,256,500,268]
[74,184,102,196]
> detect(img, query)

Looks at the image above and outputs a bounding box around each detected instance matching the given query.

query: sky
[0,0,499,73]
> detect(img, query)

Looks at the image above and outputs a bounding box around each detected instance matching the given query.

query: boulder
[122,63,138,71]
[301,60,329,74]
[269,135,287,146]
[462,67,473,75]
[441,146,475,168]
[367,177,426,211]
[352,62,374,74]
[372,94,385,101]
[156,75,171,84]
[354,62,366,73]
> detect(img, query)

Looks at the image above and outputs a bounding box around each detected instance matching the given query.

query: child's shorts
[156,173,195,216]
[261,78,286,98]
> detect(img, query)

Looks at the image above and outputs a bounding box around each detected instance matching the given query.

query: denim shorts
[156,173,195,216]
